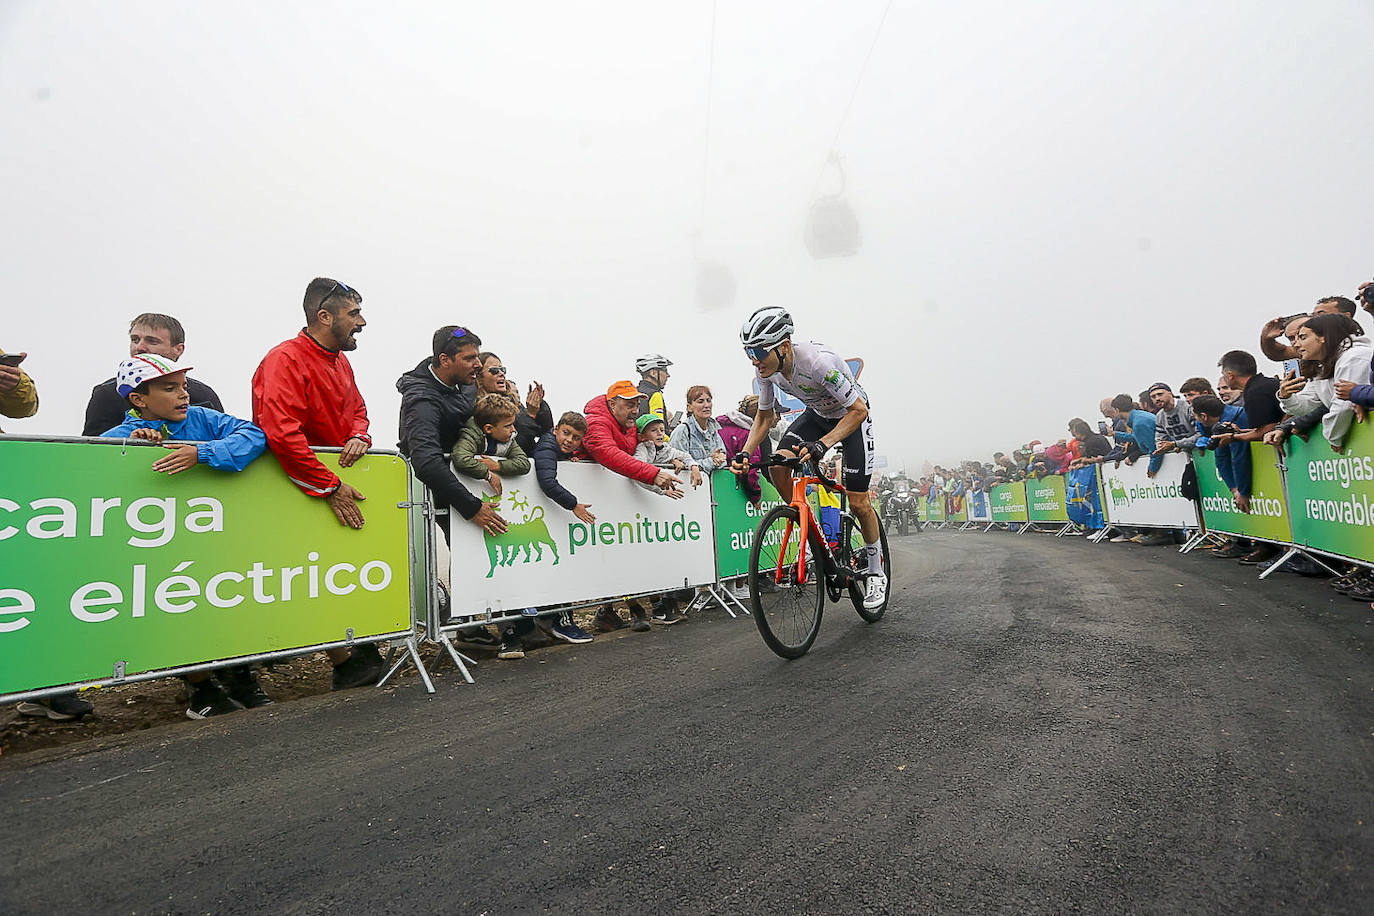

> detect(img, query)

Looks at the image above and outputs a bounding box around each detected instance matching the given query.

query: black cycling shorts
[778,407,875,493]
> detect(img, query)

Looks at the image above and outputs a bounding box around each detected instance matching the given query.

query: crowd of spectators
[905,282,1374,597]
[4,278,787,723]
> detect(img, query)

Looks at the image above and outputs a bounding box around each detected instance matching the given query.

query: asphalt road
[3,531,1371,915]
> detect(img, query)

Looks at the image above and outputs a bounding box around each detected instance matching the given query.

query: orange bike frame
[776,472,822,586]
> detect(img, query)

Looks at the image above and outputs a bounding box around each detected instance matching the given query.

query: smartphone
[0,353,25,367]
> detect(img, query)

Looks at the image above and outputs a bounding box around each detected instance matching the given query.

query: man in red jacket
[580,380,684,633]
[581,380,683,494]
[251,277,383,689]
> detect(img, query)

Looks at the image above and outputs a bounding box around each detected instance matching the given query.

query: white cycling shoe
[863,572,888,609]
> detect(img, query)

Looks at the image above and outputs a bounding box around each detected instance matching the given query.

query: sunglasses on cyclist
[744,345,773,362]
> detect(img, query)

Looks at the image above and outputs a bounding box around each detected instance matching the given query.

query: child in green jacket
[453,393,532,496]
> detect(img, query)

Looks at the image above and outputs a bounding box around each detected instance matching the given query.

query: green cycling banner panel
[1193,443,1293,544]
[1282,421,1374,563]
[0,440,411,697]
[711,471,786,579]
[1026,476,1070,523]
[989,482,1028,523]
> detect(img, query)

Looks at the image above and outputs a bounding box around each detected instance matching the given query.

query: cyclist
[729,305,886,609]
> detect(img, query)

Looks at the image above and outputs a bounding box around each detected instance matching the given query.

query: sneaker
[1239,546,1279,566]
[593,607,628,632]
[1348,579,1374,602]
[729,580,751,600]
[863,572,888,610]
[331,652,381,690]
[629,610,651,633]
[186,682,244,719]
[17,694,94,721]
[1108,534,1131,543]
[497,637,525,659]
[551,619,594,644]
[456,626,501,647]
[652,605,684,625]
[219,666,273,709]
[1128,534,1149,544]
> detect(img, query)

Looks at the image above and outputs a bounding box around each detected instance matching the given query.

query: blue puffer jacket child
[103,406,267,472]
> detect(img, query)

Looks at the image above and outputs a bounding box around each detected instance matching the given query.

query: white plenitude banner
[447,462,717,617]
[1098,451,1198,529]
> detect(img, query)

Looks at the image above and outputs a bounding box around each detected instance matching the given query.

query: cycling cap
[635,353,673,374]
[739,305,794,349]
[116,354,193,398]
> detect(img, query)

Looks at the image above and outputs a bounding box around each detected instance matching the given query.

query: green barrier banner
[1281,421,1374,562]
[989,481,1029,523]
[1026,475,1070,523]
[927,496,946,523]
[711,471,785,578]
[916,498,928,523]
[1193,443,1293,543]
[0,440,411,697]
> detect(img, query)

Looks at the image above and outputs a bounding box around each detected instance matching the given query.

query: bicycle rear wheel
[842,513,891,622]
[748,505,825,659]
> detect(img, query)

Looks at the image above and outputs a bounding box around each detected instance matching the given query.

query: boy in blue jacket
[530,411,597,643]
[103,354,266,473]
[101,354,272,718]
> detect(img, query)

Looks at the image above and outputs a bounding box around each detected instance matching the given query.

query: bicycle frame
[773,468,848,587]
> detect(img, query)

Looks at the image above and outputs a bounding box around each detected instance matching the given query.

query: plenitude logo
[478,487,705,579]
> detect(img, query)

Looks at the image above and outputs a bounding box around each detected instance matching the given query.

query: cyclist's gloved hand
[799,441,829,463]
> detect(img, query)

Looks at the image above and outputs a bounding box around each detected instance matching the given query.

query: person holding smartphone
[0,349,38,431]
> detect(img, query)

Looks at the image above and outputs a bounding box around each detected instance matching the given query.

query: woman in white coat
[1276,313,1373,450]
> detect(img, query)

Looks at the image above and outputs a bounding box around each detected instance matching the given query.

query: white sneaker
[863,573,888,610]
[728,581,751,600]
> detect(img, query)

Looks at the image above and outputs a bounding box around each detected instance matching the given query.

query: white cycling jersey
[756,341,867,420]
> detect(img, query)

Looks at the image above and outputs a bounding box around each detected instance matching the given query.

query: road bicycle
[745,453,891,658]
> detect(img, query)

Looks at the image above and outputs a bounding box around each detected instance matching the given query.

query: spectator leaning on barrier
[1110,393,1157,465]
[1211,350,1283,565]
[452,392,538,658]
[396,326,506,544]
[1192,393,1252,511]
[1272,314,1372,451]
[0,348,37,433]
[717,394,768,505]
[83,313,223,437]
[250,277,385,690]
[669,385,728,470]
[581,380,684,632]
[103,355,273,718]
[1150,382,1197,461]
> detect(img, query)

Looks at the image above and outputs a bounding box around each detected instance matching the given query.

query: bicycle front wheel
[748,505,825,659]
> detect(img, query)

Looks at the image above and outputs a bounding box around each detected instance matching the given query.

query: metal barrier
[0,436,428,703]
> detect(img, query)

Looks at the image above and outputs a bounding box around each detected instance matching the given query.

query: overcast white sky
[4,1,1373,471]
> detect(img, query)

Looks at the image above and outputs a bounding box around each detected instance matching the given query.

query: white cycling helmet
[635,353,673,374]
[739,305,794,349]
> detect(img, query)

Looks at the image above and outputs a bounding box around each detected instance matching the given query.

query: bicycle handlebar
[764,452,845,492]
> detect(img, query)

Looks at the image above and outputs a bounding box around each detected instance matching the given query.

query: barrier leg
[377,634,436,694]
[706,581,750,618]
[1053,523,1074,537]
[1257,546,1300,580]
[431,632,477,684]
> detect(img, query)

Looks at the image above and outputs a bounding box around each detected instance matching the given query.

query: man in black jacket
[397,326,507,544]
[83,314,222,436]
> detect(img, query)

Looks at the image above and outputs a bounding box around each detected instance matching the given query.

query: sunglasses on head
[319,280,354,309]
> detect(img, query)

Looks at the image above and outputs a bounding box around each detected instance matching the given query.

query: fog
[4,1,1373,472]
